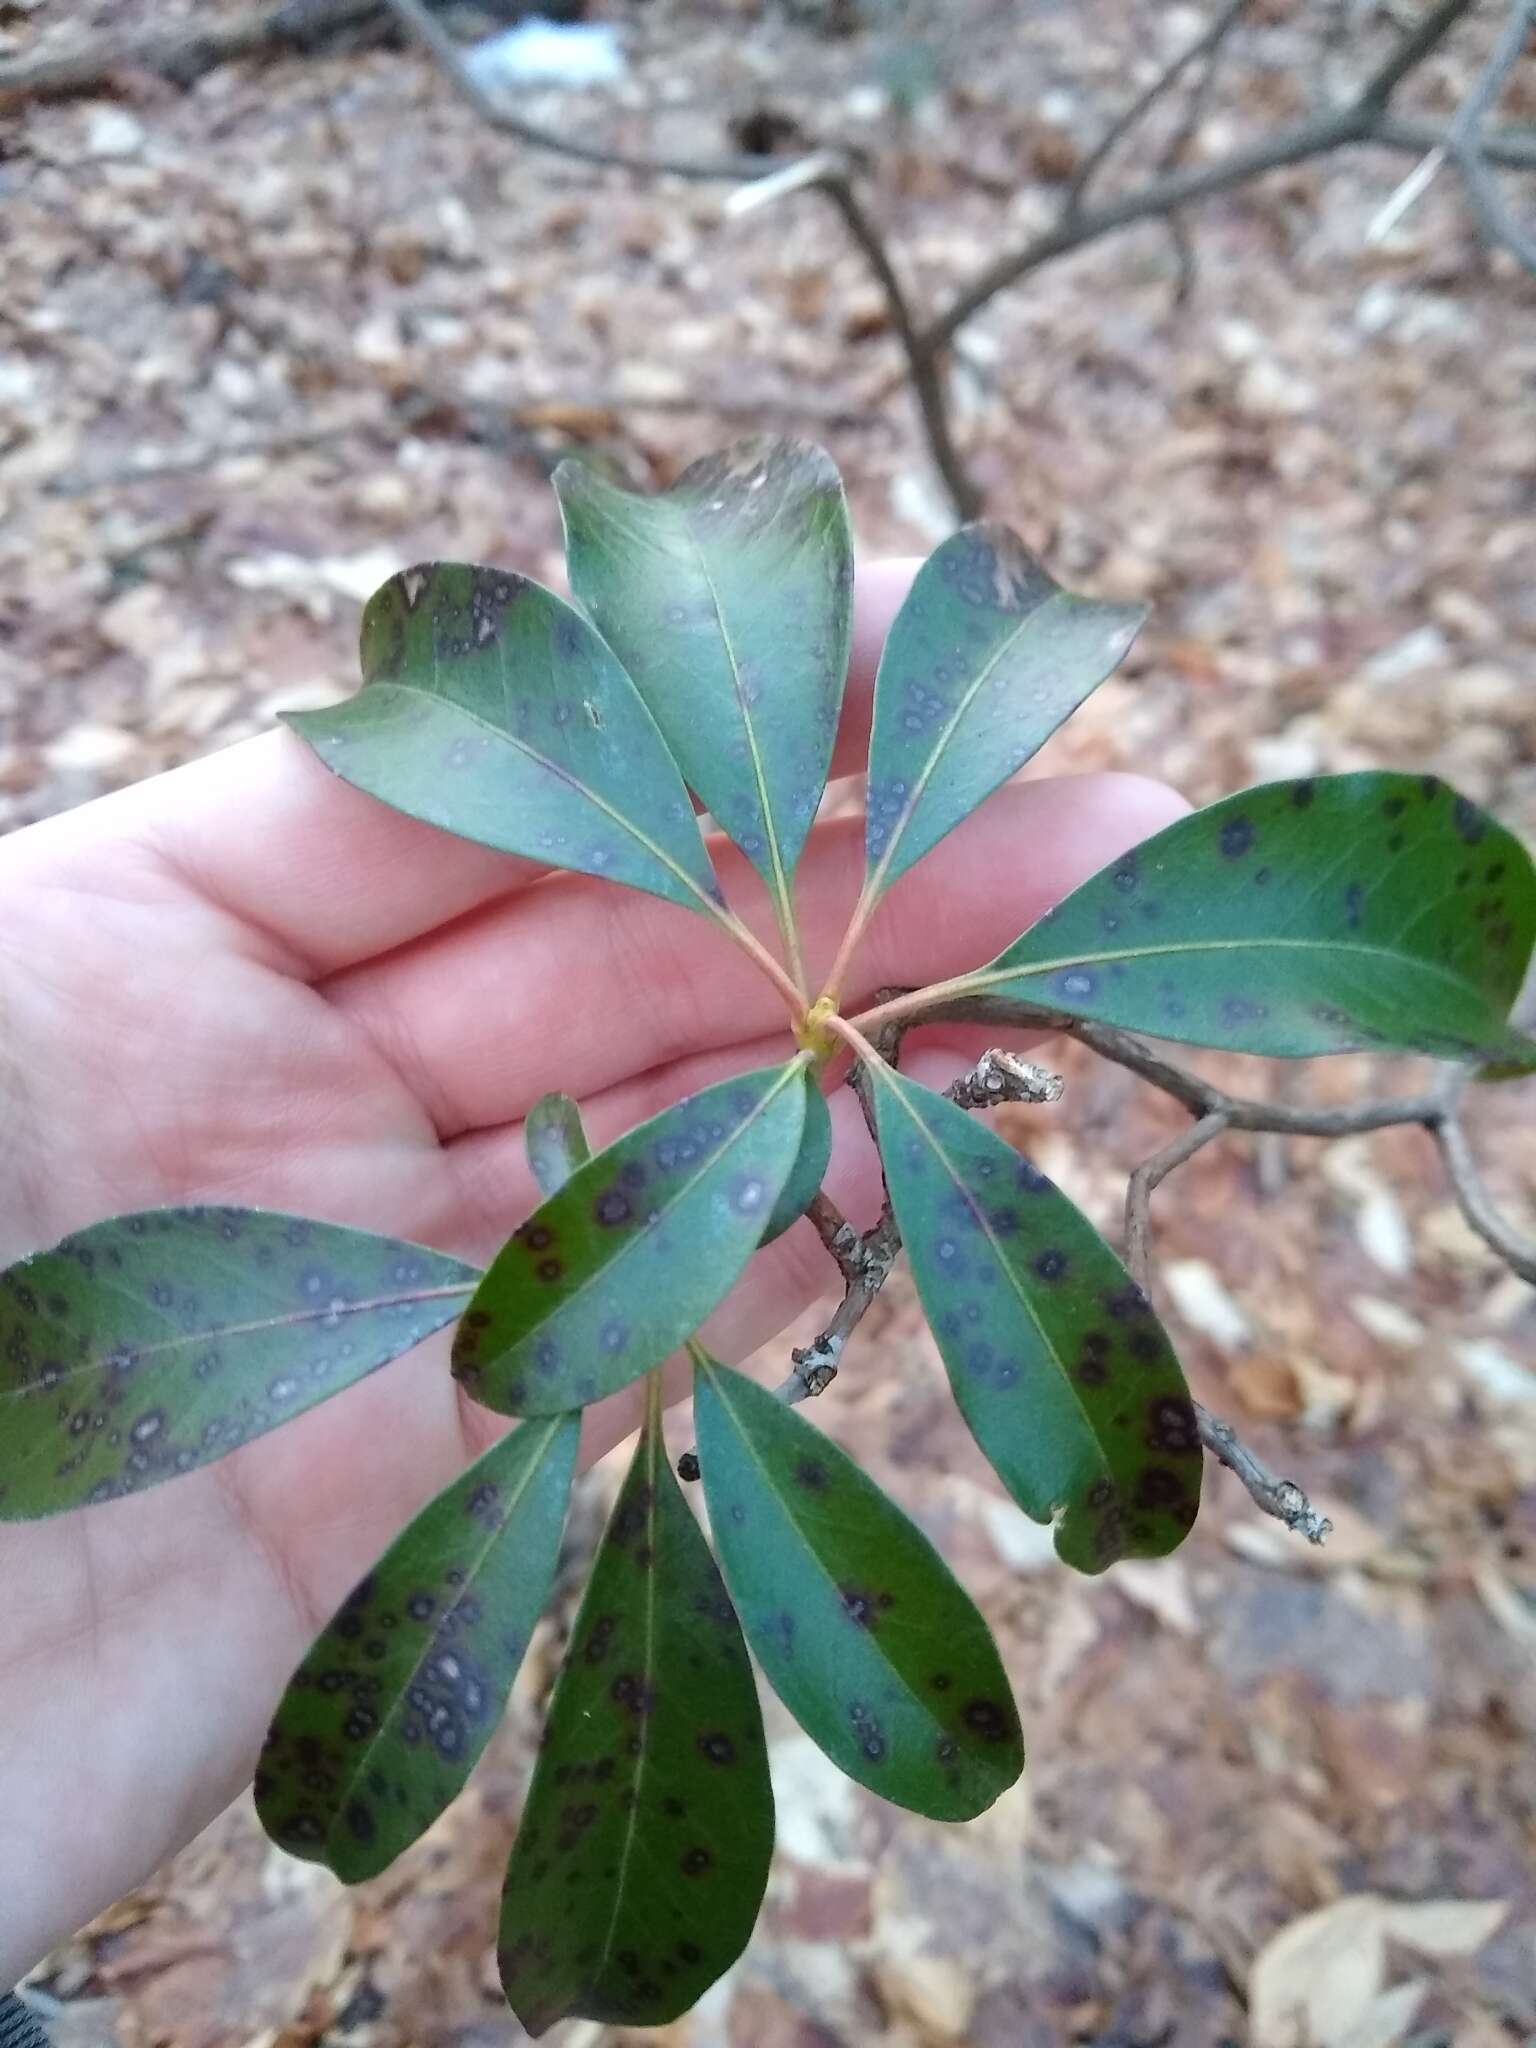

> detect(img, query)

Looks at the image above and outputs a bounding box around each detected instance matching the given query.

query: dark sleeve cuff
[0,1995,49,2048]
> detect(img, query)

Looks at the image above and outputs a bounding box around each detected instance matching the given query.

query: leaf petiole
[713,904,813,1016]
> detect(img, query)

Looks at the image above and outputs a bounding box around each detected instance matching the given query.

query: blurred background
[3,1,1535,2042]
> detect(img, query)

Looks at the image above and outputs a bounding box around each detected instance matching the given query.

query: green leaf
[498,1391,772,2036]
[759,1074,832,1245]
[692,1355,1023,1819]
[256,1412,578,1880]
[556,439,853,936]
[961,774,1536,1063]
[285,564,724,917]
[0,1210,478,1520]
[526,1092,591,1199]
[861,524,1145,907]
[868,1065,1200,1574]
[455,1061,809,1416]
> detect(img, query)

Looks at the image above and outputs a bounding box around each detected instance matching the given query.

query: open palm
[0,561,1179,1981]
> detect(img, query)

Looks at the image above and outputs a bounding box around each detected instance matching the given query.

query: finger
[328,772,1187,1138]
[26,562,922,980]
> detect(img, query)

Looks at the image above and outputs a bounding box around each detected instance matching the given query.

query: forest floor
[3,1,1535,2043]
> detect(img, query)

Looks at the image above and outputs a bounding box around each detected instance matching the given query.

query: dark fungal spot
[680,1846,714,1877]
[345,1800,376,1843]
[1092,1507,1128,1564]
[839,1586,882,1629]
[593,1189,631,1227]
[523,1225,554,1252]
[1033,1247,1070,1283]
[962,1697,1013,1743]
[1146,1394,1200,1455]
[611,1487,653,1546]
[1104,1283,1150,1323]
[677,1940,703,1966]
[847,1699,887,1763]
[465,1482,501,1526]
[1291,780,1316,809]
[406,1592,436,1622]
[1386,833,1404,855]
[1453,795,1487,845]
[1221,995,1267,1028]
[581,1613,618,1662]
[1486,860,1507,883]
[698,1732,736,1766]
[1219,815,1255,858]
[662,1795,686,1819]
[610,1671,655,1716]
[1111,854,1139,894]
[794,1457,830,1492]
[1134,1465,1189,1510]
[1343,881,1365,930]
[1383,795,1407,820]
[930,1672,953,1693]
[536,1257,562,1283]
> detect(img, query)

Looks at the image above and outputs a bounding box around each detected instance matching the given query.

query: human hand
[0,560,1181,1981]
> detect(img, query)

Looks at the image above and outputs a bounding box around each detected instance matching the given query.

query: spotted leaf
[257,1411,578,1880]
[454,1061,809,1416]
[960,774,1536,1064]
[693,1354,1023,1818]
[759,1073,832,1245]
[859,524,1145,909]
[557,439,852,939]
[868,1065,1201,1573]
[285,564,723,916]
[525,1092,591,1199]
[499,1388,772,2036]
[0,1210,478,1520]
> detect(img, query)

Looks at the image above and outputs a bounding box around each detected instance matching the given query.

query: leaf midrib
[347,682,721,918]
[683,520,797,938]
[1,1276,476,1407]
[873,1069,1114,1503]
[699,1361,983,1763]
[972,929,1503,1009]
[589,1413,663,1995]
[504,1063,805,1373]
[321,1415,569,1860]
[865,587,1072,902]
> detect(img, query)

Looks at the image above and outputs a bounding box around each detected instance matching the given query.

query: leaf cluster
[3,438,1532,2032]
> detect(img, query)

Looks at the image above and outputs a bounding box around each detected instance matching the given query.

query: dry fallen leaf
[1249,1892,1507,2048]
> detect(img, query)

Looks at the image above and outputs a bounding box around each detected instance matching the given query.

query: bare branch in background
[1371,0,1536,258]
[1062,0,1255,222]
[729,153,985,519]
[1446,0,1536,269]
[7,0,1531,519]
[380,0,775,181]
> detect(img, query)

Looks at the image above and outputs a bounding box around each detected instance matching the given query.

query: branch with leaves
[2,438,1531,2034]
